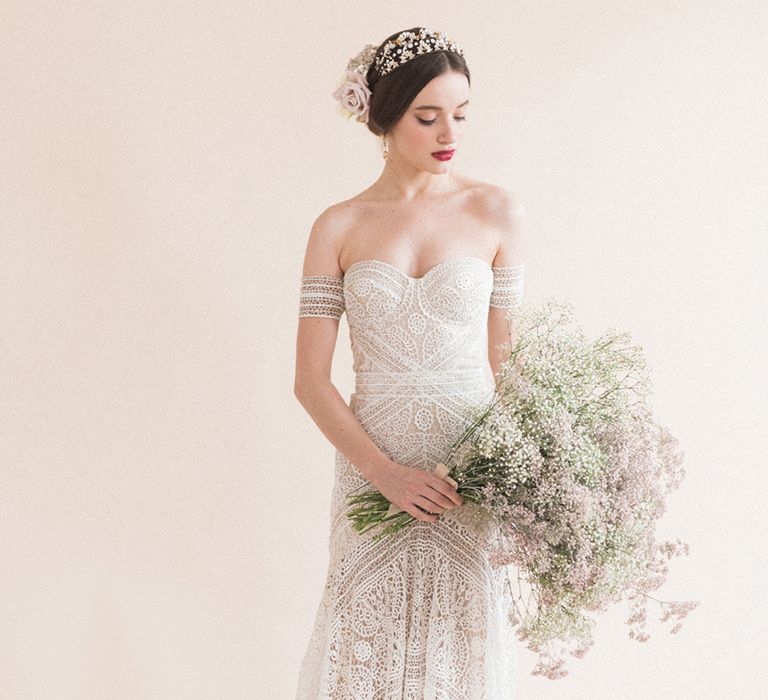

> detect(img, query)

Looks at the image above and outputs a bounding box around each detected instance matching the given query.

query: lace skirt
[295,374,518,699]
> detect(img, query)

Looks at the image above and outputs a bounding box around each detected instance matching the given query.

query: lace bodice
[299,255,524,476]
[299,255,524,395]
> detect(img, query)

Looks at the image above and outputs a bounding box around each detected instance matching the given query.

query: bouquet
[346,297,698,678]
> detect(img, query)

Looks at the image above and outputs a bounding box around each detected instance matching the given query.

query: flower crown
[331,27,465,124]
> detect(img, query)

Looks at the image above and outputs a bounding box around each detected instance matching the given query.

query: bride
[294,26,527,699]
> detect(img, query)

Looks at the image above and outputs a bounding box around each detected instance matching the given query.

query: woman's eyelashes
[417,115,467,126]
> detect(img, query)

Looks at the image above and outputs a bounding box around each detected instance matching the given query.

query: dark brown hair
[364,27,471,138]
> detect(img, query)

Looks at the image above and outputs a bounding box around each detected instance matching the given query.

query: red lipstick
[431,149,455,161]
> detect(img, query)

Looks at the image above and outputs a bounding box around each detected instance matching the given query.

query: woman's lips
[431,149,455,161]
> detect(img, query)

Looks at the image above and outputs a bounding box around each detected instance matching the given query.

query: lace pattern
[489,263,525,308]
[298,274,345,319]
[296,256,522,699]
[298,261,526,319]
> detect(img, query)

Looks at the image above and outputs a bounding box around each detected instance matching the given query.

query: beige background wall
[2,1,766,698]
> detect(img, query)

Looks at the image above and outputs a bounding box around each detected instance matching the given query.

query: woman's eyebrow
[414,99,470,111]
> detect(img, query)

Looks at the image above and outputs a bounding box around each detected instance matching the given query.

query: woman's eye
[417,116,467,126]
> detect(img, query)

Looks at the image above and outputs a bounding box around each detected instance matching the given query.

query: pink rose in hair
[331,69,372,123]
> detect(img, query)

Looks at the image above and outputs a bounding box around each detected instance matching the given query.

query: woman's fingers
[407,503,438,522]
[423,484,460,510]
[428,476,464,507]
[414,494,445,515]
[384,462,463,523]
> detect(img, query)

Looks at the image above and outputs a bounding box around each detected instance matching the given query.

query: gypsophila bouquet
[346,296,698,678]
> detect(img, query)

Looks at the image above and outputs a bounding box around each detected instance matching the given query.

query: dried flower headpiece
[331,27,465,124]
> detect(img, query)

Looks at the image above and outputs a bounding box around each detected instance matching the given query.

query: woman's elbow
[293,371,329,401]
[293,375,310,401]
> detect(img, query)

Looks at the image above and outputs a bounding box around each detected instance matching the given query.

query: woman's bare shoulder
[302,198,366,275]
[309,191,379,247]
[313,190,374,227]
[444,174,520,220]
[466,182,523,237]
[456,176,522,211]
[455,178,527,261]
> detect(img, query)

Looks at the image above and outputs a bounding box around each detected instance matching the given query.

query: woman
[294,26,527,699]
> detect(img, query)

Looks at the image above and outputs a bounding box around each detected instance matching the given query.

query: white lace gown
[295,255,525,699]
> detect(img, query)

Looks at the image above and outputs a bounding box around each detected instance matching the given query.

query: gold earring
[381,136,389,160]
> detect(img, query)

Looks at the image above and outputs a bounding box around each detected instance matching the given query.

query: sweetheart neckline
[342,255,491,282]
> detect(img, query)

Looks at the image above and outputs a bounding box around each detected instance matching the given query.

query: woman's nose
[438,121,458,143]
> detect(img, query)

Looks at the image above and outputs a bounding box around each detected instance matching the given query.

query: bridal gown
[295,255,525,699]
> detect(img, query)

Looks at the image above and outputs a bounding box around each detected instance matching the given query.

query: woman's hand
[371,461,464,523]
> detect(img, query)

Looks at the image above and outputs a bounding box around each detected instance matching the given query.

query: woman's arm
[487,189,529,384]
[294,207,463,523]
[294,320,394,485]
[294,206,394,484]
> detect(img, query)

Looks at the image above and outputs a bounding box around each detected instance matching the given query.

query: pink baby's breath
[444,297,698,677]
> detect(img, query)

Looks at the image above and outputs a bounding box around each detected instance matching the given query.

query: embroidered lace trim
[298,274,345,319]
[298,262,524,319]
[489,263,525,308]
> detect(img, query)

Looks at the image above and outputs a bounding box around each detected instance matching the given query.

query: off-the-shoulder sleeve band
[298,274,345,319]
[489,263,525,308]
